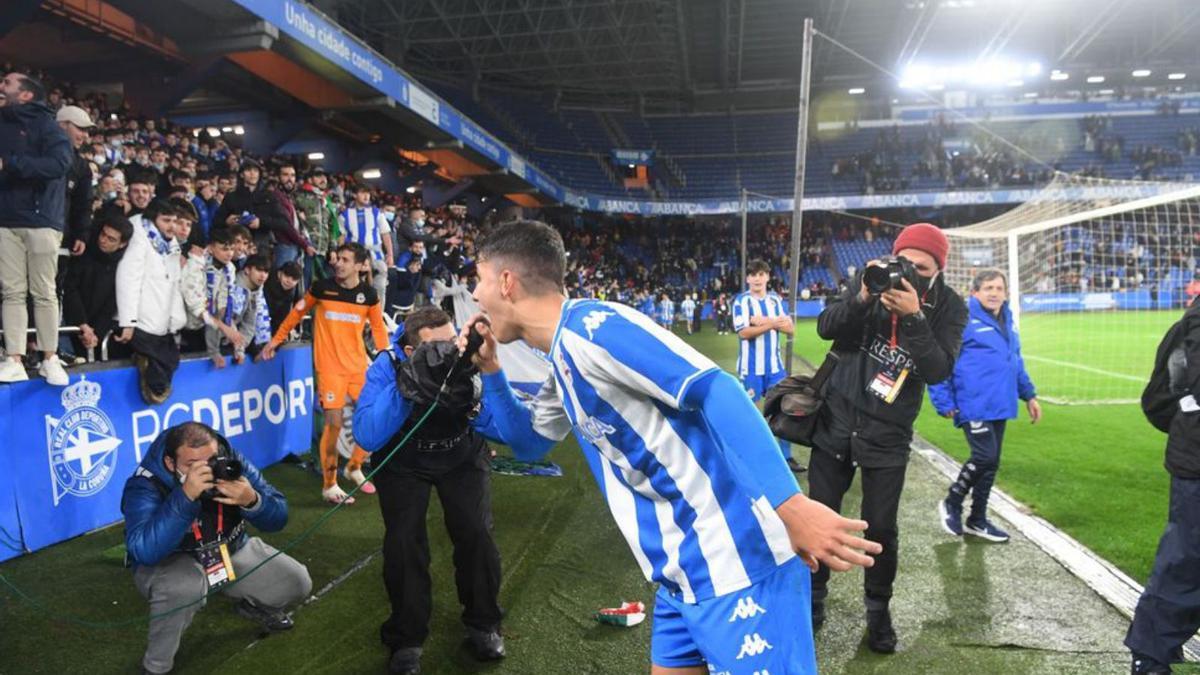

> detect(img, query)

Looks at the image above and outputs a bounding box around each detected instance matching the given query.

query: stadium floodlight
[307,152,325,160]
[233,126,245,135]
[1169,72,1187,80]
[848,87,865,95]
[1132,69,1152,77]
[405,186,418,194]
[361,169,382,179]
[1087,75,1105,83]
[221,126,232,133]
[628,164,636,169]
[206,127,221,137]
[191,129,200,137]
[1050,70,1069,81]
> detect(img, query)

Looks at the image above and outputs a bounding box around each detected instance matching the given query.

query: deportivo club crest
[46,378,122,506]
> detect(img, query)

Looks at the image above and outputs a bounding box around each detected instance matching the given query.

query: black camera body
[863,256,918,295]
[201,454,243,499]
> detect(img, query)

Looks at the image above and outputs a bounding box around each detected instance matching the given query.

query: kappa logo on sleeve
[582,310,616,339]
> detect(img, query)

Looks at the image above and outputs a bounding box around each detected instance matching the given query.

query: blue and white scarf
[142,217,175,256]
[205,256,236,325]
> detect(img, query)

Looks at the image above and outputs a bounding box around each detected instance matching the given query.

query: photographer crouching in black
[354,307,542,675]
[809,223,966,653]
[121,422,312,675]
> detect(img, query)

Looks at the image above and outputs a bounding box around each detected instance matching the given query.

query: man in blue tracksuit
[353,306,545,675]
[121,422,312,674]
[929,269,1042,543]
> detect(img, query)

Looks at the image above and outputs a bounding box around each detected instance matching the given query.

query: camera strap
[192,505,236,590]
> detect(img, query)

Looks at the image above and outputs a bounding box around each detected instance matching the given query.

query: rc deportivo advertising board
[0,347,314,556]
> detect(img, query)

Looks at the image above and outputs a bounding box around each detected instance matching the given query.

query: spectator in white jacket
[115,199,187,404]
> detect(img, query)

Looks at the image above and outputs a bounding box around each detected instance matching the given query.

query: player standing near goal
[464,220,881,675]
[261,242,388,505]
[930,269,1041,543]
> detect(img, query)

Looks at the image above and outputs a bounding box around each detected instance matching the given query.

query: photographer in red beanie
[807,222,967,652]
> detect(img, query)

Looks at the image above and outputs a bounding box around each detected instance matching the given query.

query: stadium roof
[316,0,1200,109]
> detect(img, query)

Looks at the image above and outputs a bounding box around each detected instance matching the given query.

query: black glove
[395,340,480,416]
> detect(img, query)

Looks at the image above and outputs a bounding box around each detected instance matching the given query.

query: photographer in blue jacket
[929,269,1042,543]
[121,422,312,675]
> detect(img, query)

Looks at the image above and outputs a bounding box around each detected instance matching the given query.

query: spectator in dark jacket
[56,105,94,255]
[809,222,967,653]
[0,71,74,386]
[121,422,311,675]
[60,211,133,360]
[263,260,302,335]
[190,176,219,243]
[213,157,287,256]
[1126,295,1200,674]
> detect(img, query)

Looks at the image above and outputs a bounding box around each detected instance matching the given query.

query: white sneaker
[38,355,69,386]
[322,485,356,505]
[0,358,28,383]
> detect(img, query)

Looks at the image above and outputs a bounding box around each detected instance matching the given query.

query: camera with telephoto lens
[863,256,918,295]
[202,455,243,499]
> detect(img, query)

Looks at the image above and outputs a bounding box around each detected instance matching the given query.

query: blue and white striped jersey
[732,292,785,377]
[659,298,675,322]
[525,299,795,603]
[341,206,390,261]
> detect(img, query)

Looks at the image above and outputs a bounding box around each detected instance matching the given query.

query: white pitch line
[1023,354,1147,383]
[912,436,1200,661]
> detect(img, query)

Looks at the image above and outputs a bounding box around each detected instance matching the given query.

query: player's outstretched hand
[775,493,882,573]
[458,312,499,374]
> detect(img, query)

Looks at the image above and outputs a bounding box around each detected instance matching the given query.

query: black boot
[388,647,422,675]
[865,596,897,654]
[465,628,506,661]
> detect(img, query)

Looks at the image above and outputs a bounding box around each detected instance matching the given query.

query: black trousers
[131,329,180,397]
[372,441,503,651]
[1126,475,1200,668]
[807,447,908,602]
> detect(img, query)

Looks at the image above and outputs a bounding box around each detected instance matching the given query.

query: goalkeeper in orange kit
[261,242,389,504]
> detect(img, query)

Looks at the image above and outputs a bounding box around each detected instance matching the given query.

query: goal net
[941,172,1200,405]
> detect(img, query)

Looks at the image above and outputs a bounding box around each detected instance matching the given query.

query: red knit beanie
[893,222,949,269]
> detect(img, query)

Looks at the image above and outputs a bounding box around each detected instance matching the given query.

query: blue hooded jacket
[120,430,289,567]
[0,100,74,230]
[928,296,1036,426]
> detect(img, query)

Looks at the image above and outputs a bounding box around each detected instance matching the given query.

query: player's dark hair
[94,211,134,244]
[336,241,370,264]
[143,199,174,224]
[169,196,198,222]
[228,224,252,242]
[163,422,217,461]
[746,259,771,276]
[278,261,302,280]
[476,220,566,295]
[209,227,236,247]
[403,307,453,347]
[244,254,271,272]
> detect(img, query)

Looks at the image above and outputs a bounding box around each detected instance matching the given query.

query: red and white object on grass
[595,601,646,627]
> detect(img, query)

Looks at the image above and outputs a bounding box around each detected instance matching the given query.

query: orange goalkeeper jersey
[271,277,388,377]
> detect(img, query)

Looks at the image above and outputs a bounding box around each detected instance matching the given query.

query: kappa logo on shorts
[728,596,767,622]
[736,633,773,660]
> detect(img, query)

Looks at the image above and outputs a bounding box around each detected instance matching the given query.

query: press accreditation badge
[867,362,909,404]
[197,544,236,589]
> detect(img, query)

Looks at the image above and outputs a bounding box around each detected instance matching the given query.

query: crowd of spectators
[0,65,480,399]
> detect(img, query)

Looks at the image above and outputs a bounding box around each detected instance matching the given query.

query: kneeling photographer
[121,422,312,675]
[808,223,967,653]
[354,307,540,675]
